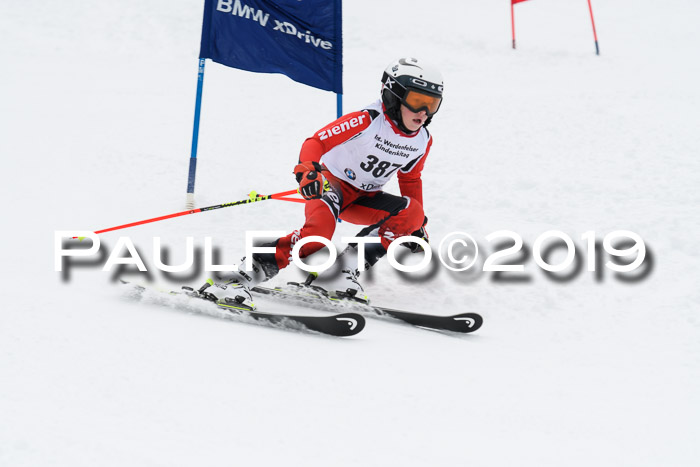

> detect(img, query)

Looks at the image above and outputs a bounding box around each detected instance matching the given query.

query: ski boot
[326,244,375,304]
[194,254,279,311]
[332,267,368,304]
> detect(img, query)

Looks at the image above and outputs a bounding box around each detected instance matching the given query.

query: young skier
[201,57,443,310]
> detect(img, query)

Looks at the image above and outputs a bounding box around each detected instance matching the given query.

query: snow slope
[1,1,699,466]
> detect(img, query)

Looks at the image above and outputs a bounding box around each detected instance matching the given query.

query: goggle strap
[381,72,406,99]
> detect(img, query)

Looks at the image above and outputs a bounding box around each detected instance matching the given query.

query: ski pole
[79,189,303,238]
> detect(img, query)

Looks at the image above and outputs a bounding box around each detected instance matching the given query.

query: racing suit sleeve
[397,135,432,206]
[298,110,374,164]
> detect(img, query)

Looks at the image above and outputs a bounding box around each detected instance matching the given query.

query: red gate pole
[587,0,600,55]
[511,2,516,49]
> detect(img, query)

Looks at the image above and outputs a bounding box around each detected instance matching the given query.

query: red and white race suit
[271,100,433,270]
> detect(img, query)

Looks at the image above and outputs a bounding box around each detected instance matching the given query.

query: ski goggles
[402,89,442,116]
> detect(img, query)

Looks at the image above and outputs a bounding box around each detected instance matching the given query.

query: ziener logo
[318,114,367,141]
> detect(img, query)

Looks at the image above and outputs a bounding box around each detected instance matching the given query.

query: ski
[251,284,483,334]
[235,308,364,337]
[121,281,365,337]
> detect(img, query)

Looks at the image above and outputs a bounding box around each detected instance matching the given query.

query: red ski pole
[79,189,303,238]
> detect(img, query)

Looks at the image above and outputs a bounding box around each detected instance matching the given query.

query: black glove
[402,217,429,253]
[294,161,325,200]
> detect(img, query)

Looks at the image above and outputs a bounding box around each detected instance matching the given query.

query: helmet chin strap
[381,98,425,134]
[396,114,414,134]
[389,106,417,134]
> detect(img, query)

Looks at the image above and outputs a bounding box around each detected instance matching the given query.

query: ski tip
[333,312,366,336]
[452,313,483,333]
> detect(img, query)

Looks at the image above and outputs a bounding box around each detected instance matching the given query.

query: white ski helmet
[381,57,444,129]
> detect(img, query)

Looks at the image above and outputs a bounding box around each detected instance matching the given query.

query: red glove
[294,161,326,200]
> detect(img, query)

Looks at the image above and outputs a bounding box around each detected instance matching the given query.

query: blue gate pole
[336,93,343,222]
[186,58,206,209]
